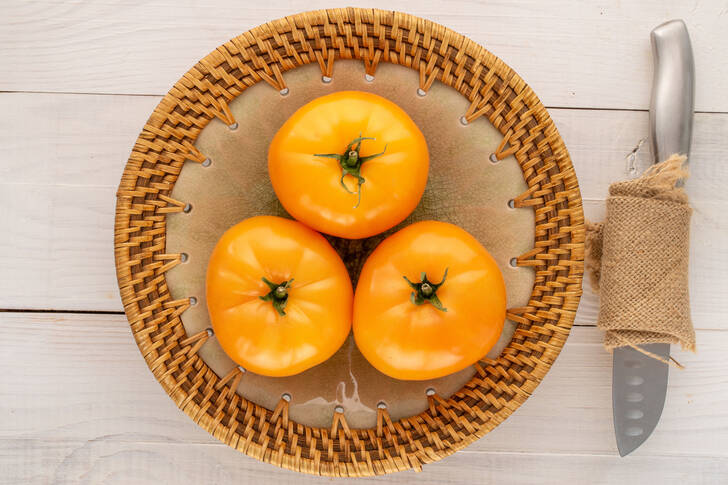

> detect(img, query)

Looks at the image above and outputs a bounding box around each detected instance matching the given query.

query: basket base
[165,60,535,428]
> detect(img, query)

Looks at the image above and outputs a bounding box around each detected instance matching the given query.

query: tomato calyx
[403,268,449,312]
[314,134,387,209]
[259,277,294,316]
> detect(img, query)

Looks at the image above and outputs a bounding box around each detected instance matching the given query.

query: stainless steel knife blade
[613,343,670,456]
[613,19,695,457]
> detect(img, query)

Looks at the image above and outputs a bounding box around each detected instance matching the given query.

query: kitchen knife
[613,19,695,457]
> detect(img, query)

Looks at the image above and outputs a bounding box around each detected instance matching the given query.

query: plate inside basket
[165,60,535,429]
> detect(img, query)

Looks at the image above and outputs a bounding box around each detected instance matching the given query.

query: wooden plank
[1,312,725,458]
[0,93,159,311]
[2,92,726,319]
[2,438,726,485]
[0,184,121,311]
[0,92,159,187]
[0,1,726,111]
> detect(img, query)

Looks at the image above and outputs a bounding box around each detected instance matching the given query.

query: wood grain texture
[0,1,726,112]
[1,313,725,458]
[1,93,726,322]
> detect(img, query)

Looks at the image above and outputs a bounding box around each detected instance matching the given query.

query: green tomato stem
[403,268,449,312]
[314,133,387,209]
[259,277,294,316]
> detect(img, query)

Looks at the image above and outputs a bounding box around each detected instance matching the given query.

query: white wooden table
[1,1,727,483]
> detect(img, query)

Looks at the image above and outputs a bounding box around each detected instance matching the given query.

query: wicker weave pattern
[114,8,584,476]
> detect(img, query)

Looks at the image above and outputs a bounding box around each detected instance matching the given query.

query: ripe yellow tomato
[206,216,353,377]
[353,221,506,380]
[268,91,429,239]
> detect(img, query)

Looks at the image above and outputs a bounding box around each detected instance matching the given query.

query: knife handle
[649,20,695,162]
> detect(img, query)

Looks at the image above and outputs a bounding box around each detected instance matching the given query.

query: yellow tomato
[268,91,429,239]
[206,216,352,377]
[353,221,506,380]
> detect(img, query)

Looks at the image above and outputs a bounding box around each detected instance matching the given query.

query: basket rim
[114,7,584,477]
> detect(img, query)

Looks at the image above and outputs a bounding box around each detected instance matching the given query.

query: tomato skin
[268,91,429,239]
[206,216,353,377]
[353,221,506,380]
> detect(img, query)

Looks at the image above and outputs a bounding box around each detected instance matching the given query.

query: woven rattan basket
[114,8,585,476]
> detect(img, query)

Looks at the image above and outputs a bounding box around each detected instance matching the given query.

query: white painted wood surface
[1,0,727,111]
[2,313,726,484]
[1,1,727,483]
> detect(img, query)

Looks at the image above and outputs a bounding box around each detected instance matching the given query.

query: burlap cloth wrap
[586,154,696,355]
